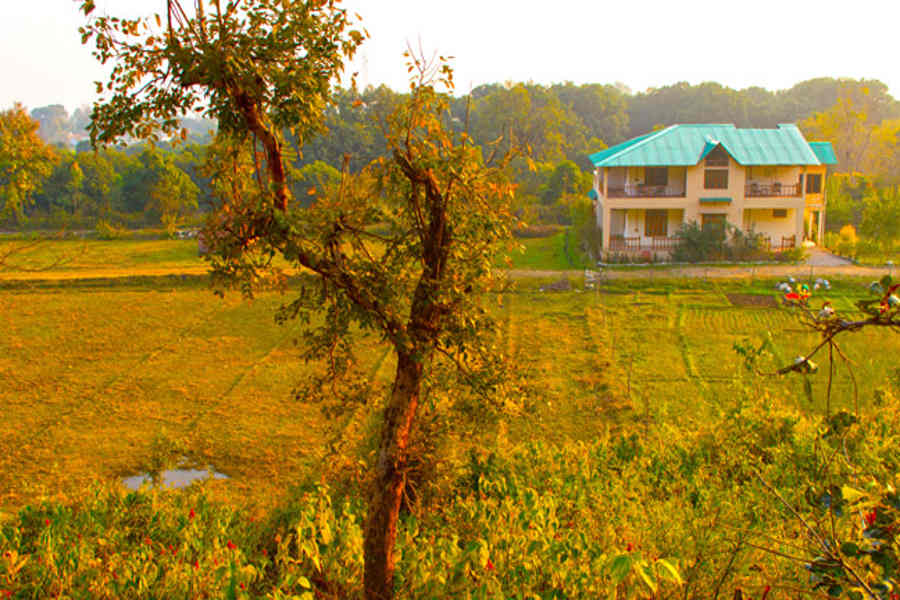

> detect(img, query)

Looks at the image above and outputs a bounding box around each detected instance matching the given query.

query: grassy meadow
[2,238,900,597]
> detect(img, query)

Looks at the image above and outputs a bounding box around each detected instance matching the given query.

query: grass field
[0,232,590,281]
[5,237,900,596]
[1,271,894,513]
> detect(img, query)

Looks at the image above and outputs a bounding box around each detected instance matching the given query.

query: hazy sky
[3,0,898,113]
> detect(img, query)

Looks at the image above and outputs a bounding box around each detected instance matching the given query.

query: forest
[5,76,900,252]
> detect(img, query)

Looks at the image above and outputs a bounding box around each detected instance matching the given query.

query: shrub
[671,221,771,263]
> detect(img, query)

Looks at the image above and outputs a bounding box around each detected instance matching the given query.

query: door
[645,210,668,237]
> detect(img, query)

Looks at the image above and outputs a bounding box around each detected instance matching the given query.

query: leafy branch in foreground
[736,277,900,599]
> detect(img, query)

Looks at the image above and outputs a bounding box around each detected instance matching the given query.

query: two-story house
[589,124,837,254]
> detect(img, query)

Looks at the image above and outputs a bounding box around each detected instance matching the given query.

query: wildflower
[485,558,495,571]
[193,559,199,570]
[2,589,10,599]
[865,509,877,527]
[44,518,50,526]
[189,508,196,520]
[762,584,771,599]
[626,542,634,552]
[227,540,237,551]
[240,583,246,590]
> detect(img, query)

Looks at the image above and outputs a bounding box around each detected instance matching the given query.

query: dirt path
[508,263,894,281]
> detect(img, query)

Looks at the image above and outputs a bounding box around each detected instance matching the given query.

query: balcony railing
[607,184,686,198]
[609,236,678,252]
[745,182,801,197]
[760,235,797,251]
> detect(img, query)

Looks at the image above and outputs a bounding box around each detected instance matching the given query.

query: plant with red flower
[864,509,877,527]
[227,540,237,550]
[189,508,195,520]
[485,558,495,572]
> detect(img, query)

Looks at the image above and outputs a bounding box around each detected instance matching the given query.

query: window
[704,169,729,189]
[644,210,668,237]
[773,209,788,218]
[806,173,822,194]
[701,213,726,231]
[646,167,668,187]
[705,145,730,167]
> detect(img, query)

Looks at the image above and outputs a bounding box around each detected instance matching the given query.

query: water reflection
[123,467,228,490]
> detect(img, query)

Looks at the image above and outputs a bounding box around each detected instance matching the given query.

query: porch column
[794,206,804,243]
[601,203,611,251]
[818,209,826,243]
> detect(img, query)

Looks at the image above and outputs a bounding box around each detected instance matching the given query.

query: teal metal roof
[809,142,838,165]
[699,197,732,203]
[588,131,656,165]
[590,124,825,168]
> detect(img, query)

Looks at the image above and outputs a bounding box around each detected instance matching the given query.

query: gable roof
[589,124,834,168]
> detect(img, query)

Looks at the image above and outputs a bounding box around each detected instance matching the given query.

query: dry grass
[1,253,897,515]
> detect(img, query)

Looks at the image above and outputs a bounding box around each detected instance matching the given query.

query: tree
[801,85,900,176]
[0,104,57,221]
[31,104,72,146]
[139,147,200,229]
[472,83,578,163]
[859,186,900,246]
[76,149,118,214]
[80,3,514,599]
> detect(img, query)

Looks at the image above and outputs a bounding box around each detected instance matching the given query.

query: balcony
[745,182,801,197]
[607,184,686,198]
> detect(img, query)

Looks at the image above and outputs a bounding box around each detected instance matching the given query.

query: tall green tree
[139,147,200,228]
[802,85,900,176]
[0,104,57,221]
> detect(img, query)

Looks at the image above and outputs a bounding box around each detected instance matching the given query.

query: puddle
[123,466,228,490]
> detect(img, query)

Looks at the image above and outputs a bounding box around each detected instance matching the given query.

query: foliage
[0,104,57,221]
[860,187,900,248]
[671,220,773,263]
[802,84,900,177]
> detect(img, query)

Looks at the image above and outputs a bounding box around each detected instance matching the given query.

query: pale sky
[2,0,898,113]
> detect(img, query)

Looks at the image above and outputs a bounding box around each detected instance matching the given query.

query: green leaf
[607,554,632,584]
[841,486,866,503]
[635,561,658,592]
[655,558,684,585]
[840,542,859,557]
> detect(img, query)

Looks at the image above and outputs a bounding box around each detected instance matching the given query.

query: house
[588,124,838,254]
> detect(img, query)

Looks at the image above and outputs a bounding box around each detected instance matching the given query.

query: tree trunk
[363,349,423,600]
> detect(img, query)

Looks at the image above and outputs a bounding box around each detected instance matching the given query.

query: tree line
[3,76,899,232]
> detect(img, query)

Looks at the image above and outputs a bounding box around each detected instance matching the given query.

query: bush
[671,220,771,263]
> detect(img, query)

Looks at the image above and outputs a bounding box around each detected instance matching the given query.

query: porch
[606,208,684,253]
